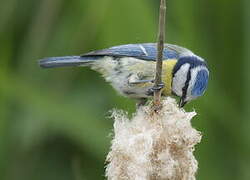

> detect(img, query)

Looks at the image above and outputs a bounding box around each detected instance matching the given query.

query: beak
[179,97,187,108]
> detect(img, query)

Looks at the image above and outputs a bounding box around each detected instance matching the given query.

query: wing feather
[82,43,194,61]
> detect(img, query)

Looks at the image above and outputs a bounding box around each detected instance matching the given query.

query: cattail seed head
[106,97,201,180]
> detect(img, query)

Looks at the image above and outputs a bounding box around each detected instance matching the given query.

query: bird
[39,43,209,107]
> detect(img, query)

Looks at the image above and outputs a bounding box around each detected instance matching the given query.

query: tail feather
[39,56,99,68]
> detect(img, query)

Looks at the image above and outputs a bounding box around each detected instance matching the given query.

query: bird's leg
[136,98,148,108]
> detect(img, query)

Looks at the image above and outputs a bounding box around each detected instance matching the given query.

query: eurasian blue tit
[39,43,209,107]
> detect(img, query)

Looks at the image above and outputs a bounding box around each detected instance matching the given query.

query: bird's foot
[147,83,165,95]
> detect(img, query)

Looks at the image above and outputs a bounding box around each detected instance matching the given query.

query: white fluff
[106,97,201,180]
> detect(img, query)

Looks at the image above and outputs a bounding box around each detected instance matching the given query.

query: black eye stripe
[182,67,191,99]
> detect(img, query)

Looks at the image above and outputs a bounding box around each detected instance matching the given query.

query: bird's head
[172,56,209,107]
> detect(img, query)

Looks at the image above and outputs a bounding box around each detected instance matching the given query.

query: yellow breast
[162,59,177,95]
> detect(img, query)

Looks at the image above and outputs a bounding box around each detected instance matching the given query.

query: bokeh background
[0,0,249,179]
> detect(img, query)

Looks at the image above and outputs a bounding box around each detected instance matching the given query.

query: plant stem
[153,0,166,108]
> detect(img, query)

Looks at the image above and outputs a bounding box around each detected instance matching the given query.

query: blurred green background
[0,0,249,179]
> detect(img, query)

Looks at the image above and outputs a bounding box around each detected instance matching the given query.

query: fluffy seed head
[106,97,202,180]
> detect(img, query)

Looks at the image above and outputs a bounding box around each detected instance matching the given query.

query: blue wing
[39,43,194,68]
[82,43,193,61]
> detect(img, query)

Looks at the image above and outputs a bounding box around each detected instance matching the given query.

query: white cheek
[172,63,190,96]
